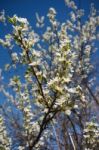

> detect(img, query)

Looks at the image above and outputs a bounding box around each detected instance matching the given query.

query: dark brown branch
[29,107,60,149]
[67,115,79,149]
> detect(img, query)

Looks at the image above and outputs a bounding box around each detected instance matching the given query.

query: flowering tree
[0,0,99,149]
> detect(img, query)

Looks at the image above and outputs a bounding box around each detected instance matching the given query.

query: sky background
[0,0,99,25]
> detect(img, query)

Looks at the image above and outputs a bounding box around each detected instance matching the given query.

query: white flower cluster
[0,34,13,49]
[0,116,12,150]
[36,13,44,28]
[65,0,77,10]
[47,8,56,20]
[11,52,18,62]
[83,121,99,149]
[0,10,5,23]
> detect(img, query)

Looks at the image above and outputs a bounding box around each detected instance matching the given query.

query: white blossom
[11,52,18,62]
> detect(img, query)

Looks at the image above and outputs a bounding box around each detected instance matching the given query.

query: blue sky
[0,0,99,23]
